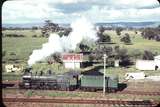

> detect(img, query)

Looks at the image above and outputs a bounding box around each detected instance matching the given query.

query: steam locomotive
[19,67,119,92]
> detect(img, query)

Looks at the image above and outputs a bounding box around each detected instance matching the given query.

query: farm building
[62,53,83,69]
[136,60,156,70]
[136,55,160,70]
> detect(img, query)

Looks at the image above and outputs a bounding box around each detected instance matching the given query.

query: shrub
[9,52,16,55]
[97,33,111,43]
[32,35,37,37]
[116,27,123,35]
[115,48,132,66]
[5,34,25,37]
[120,33,132,44]
[155,35,160,41]
[142,50,154,60]
[2,50,6,57]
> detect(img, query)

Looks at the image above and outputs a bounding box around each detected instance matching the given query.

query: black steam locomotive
[19,67,119,92]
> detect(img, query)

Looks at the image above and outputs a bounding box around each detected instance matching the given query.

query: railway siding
[3,97,160,106]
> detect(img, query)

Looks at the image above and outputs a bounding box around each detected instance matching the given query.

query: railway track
[3,87,160,96]
[118,90,160,96]
[3,97,160,106]
[2,81,160,96]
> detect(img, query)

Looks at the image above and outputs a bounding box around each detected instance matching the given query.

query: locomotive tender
[19,68,119,92]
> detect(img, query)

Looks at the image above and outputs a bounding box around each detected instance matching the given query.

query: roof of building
[154,55,160,60]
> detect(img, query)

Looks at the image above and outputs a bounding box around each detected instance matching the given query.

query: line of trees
[141,25,160,41]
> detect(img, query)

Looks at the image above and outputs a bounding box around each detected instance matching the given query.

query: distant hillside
[2,22,160,28]
[2,23,44,28]
[96,22,160,28]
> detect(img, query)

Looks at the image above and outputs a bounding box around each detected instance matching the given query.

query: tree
[97,25,111,42]
[46,52,62,64]
[77,38,96,52]
[88,53,95,62]
[94,46,113,61]
[141,28,155,40]
[142,50,154,60]
[98,25,105,33]
[116,27,123,36]
[104,34,111,42]
[79,43,90,52]
[155,35,160,41]
[41,20,59,37]
[120,33,132,44]
[32,26,38,30]
[97,33,111,42]
[58,28,72,37]
[141,26,160,41]
[115,48,132,66]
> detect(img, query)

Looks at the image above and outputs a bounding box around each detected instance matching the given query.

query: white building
[136,55,160,70]
[154,55,160,70]
[62,53,83,69]
[136,60,156,70]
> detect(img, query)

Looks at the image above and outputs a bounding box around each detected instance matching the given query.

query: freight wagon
[80,75,118,92]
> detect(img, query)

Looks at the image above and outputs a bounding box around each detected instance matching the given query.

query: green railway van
[80,75,118,92]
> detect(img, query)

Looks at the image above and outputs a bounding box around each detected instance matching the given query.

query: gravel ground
[2,81,160,107]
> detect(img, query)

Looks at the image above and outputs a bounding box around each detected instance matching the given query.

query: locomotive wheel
[90,88,95,92]
[69,86,74,91]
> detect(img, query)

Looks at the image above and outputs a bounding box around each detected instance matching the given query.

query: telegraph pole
[103,54,107,95]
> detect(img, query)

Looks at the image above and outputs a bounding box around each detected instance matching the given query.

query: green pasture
[2,29,42,37]
[104,30,160,54]
[2,29,160,76]
[2,37,47,63]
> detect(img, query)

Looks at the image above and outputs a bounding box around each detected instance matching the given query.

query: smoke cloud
[28,17,98,66]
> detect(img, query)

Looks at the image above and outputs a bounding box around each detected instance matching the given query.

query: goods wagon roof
[81,69,103,76]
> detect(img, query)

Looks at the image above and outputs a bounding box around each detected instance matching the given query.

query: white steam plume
[28,17,97,66]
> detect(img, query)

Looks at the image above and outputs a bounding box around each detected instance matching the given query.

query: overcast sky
[2,0,160,24]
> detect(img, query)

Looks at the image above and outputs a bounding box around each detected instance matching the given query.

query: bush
[155,35,160,41]
[116,27,123,35]
[115,48,132,66]
[97,33,111,43]
[32,35,37,37]
[141,27,160,41]
[120,33,132,44]
[5,34,25,37]
[142,50,154,60]
[9,52,16,55]
[2,50,6,57]
[88,54,94,62]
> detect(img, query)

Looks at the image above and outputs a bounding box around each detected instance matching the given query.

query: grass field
[2,37,47,63]
[3,89,160,101]
[105,30,160,54]
[2,29,42,37]
[2,29,160,78]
